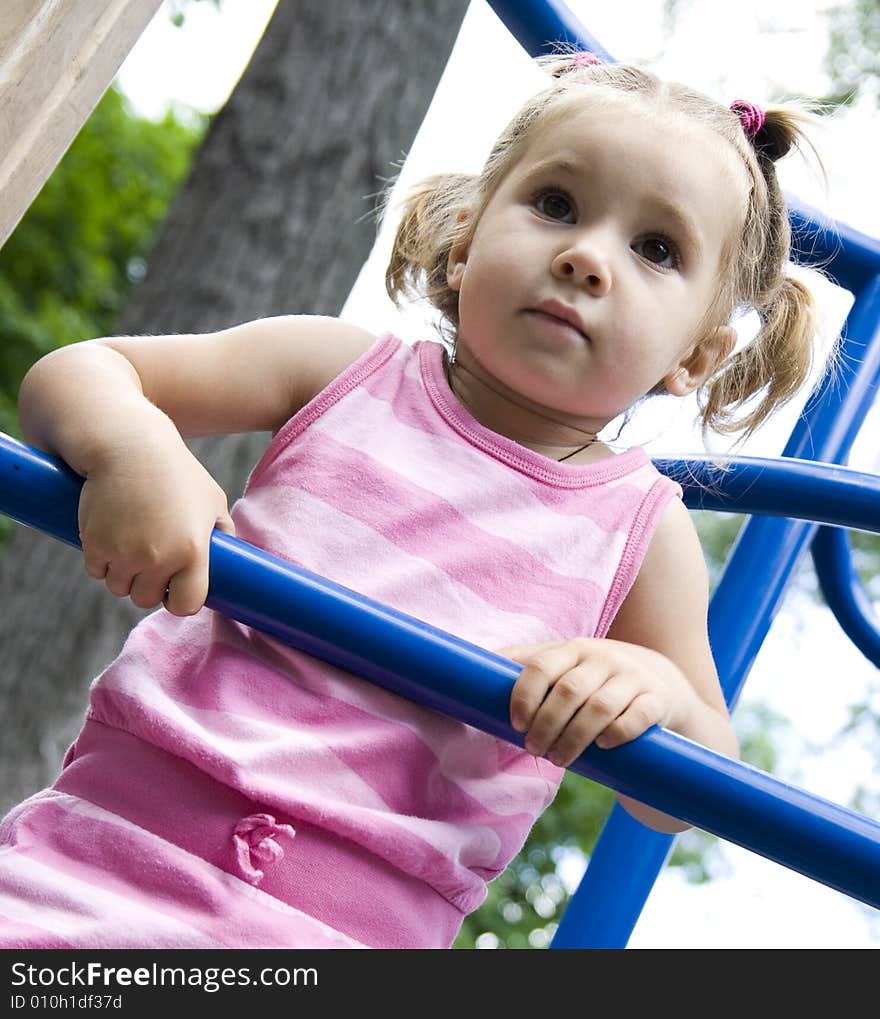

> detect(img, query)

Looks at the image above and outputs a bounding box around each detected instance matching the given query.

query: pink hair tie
[730,99,765,139]
[572,50,603,68]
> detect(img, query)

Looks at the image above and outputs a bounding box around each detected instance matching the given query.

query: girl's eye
[634,235,679,269]
[534,190,576,223]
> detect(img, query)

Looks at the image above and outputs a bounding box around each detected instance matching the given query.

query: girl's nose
[551,238,612,296]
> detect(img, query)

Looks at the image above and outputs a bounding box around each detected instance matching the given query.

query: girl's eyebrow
[650,197,704,256]
[518,156,581,184]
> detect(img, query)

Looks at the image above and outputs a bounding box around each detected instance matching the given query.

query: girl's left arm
[504,496,738,833]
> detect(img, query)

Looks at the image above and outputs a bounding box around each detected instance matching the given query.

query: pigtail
[700,275,818,439]
[385,173,476,333]
[697,101,831,441]
[753,106,826,167]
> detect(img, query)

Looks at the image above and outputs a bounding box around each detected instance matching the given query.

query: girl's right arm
[17,315,376,615]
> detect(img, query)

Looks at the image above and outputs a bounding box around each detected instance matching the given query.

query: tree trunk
[0,0,469,814]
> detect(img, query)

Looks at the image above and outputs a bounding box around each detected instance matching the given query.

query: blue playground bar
[1,431,879,932]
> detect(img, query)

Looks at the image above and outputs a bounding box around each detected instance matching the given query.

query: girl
[0,55,825,948]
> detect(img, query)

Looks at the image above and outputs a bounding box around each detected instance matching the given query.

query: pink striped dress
[0,335,681,948]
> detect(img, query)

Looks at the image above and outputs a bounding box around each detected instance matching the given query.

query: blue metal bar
[657,455,880,532]
[789,201,880,295]
[550,810,675,949]
[787,277,880,465]
[1,430,879,911]
[484,0,613,61]
[812,526,880,669]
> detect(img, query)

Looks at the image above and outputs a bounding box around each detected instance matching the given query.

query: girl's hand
[77,429,235,616]
[502,637,695,768]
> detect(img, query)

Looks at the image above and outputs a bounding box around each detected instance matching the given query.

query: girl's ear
[447,258,466,292]
[664,326,737,397]
[446,212,471,292]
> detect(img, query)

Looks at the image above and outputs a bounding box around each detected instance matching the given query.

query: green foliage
[851,530,880,596]
[663,0,880,111]
[0,86,204,437]
[0,85,205,547]
[824,0,880,106]
[167,0,222,29]
[833,680,880,817]
[691,510,745,592]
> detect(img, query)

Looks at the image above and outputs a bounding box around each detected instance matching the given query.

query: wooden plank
[0,0,164,248]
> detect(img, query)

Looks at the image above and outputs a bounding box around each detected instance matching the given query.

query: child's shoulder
[251,314,379,405]
[218,314,381,430]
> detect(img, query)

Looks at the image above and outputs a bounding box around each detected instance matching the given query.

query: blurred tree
[662,0,880,109]
[165,0,221,28]
[824,0,880,106]
[0,86,204,514]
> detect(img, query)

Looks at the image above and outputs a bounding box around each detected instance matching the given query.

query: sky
[115,0,880,948]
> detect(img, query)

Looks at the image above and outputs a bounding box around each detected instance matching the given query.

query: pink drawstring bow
[233,813,296,885]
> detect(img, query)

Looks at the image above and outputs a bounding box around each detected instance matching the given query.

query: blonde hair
[385,55,831,441]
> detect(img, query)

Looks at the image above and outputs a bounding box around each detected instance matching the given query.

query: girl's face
[447,98,747,438]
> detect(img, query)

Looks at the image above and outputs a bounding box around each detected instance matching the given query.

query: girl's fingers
[546,678,653,765]
[163,557,210,617]
[522,662,609,756]
[214,511,236,537]
[506,638,671,766]
[544,692,624,765]
[592,690,662,750]
[103,562,134,598]
[508,642,582,732]
[82,519,217,614]
[83,552,109,581]
[128,571,168,611]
